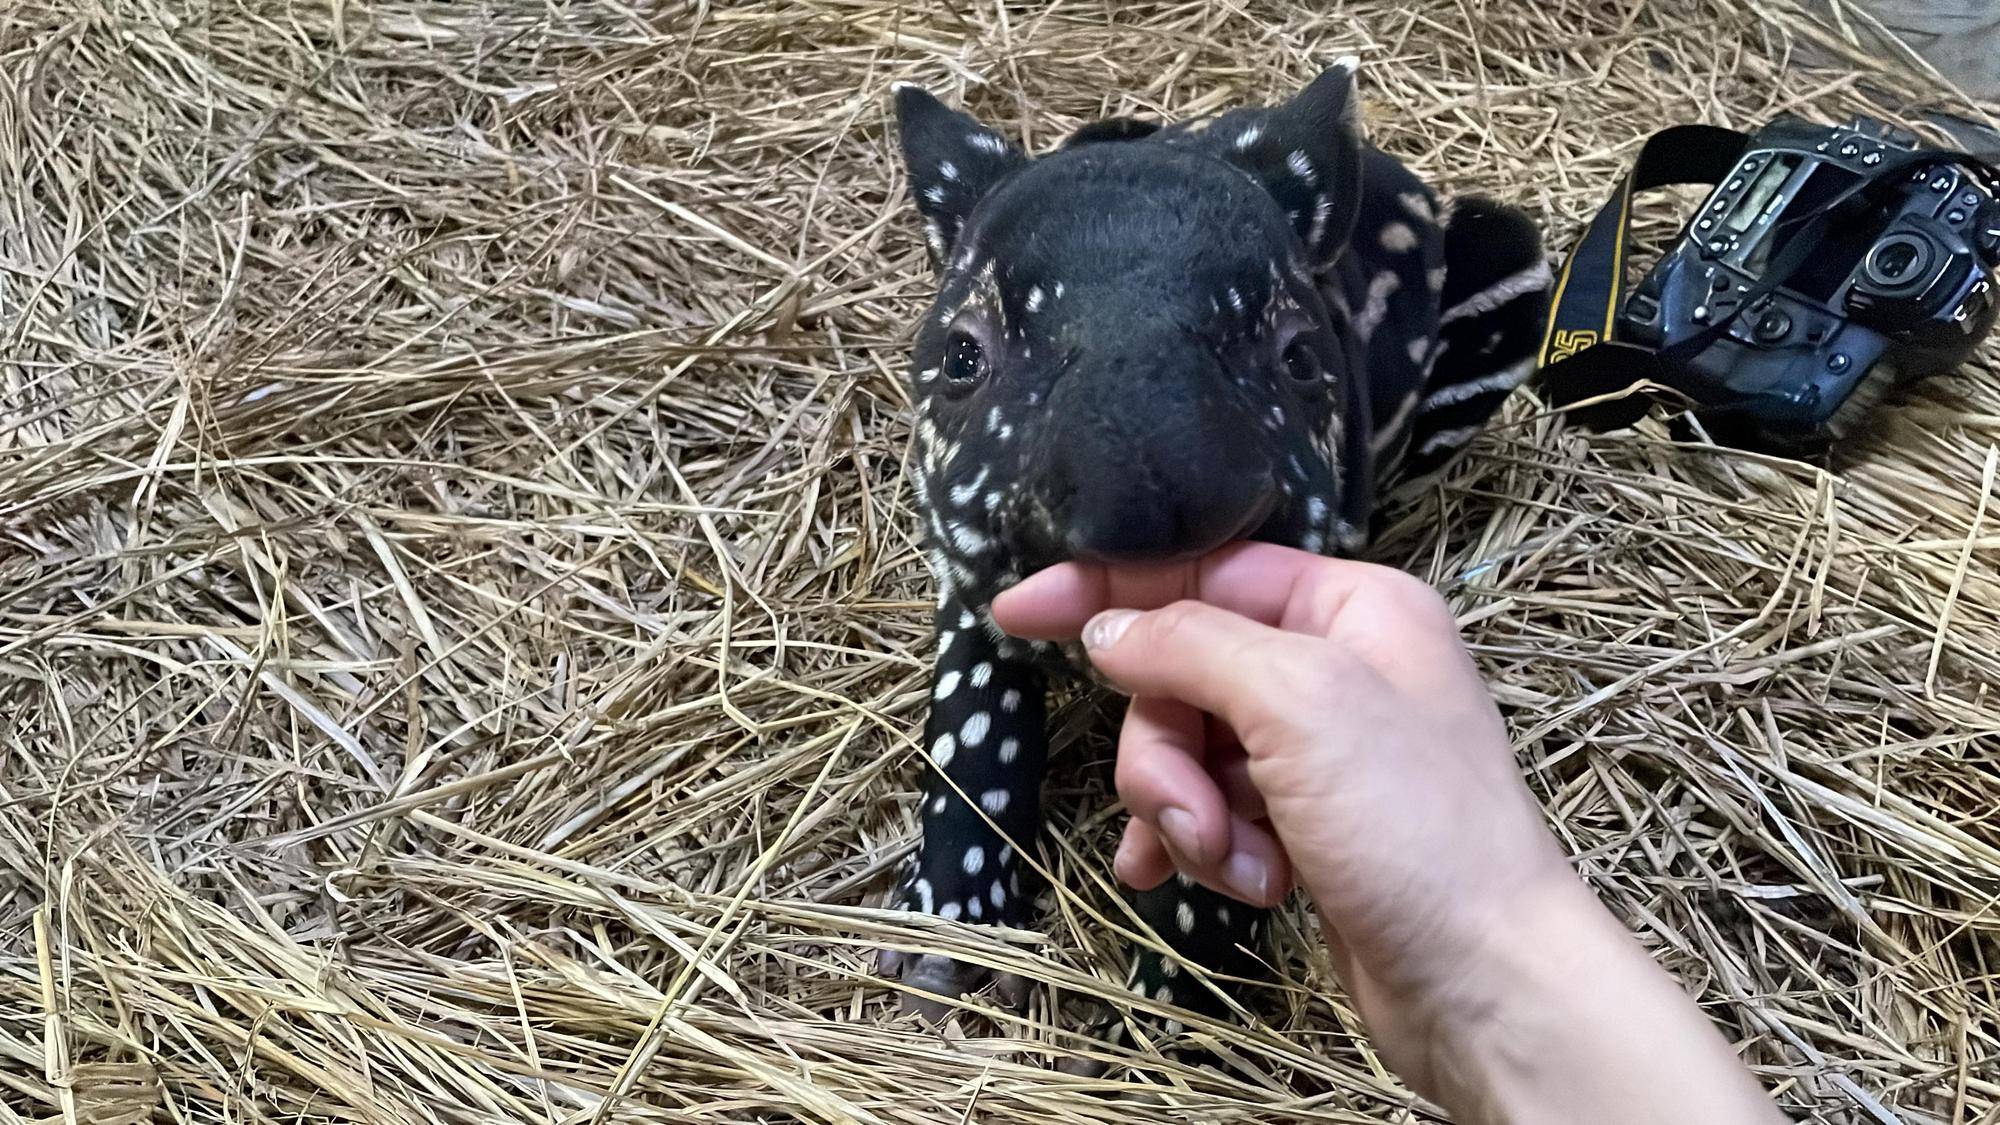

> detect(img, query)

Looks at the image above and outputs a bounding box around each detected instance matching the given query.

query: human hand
[992,543,1787,1124]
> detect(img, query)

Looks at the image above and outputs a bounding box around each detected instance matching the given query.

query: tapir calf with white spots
[879,60,1553,1035]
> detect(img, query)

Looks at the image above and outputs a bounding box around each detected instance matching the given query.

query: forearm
[1419,879,1788,1125]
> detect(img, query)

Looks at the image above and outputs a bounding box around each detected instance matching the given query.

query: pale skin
[991,542,1789,1125]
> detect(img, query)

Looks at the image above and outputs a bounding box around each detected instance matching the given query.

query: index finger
[991,541,1368,639]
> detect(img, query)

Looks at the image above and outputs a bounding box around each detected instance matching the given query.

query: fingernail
[1113,826,1139,877]
[1223,851,1269,904]
[1084,609,1138,651]
[1158,807,1205,865]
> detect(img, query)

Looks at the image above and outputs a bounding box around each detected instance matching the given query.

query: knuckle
[1356,565,1454,628]
[1141,599,1208,647]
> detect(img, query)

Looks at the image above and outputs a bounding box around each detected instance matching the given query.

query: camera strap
[1533,124,1751,428]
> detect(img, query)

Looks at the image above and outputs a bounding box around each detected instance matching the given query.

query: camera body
[1619,115,2000,449]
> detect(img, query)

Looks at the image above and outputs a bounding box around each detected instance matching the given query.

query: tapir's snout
[1032,344,1284,564]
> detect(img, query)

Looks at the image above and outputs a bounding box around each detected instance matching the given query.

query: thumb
[1081,600,1337,743]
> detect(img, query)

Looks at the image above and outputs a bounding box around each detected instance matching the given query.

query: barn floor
[5,2,2000,1123]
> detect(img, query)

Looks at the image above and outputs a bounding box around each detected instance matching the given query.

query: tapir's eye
[943,329,989,384]
[1283,338,1322,384]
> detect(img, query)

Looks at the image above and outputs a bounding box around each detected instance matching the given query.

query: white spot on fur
[930,733,957,767]
[947,521,990,555]
[1000,689,1021,712]
[930,794,947,814]
[998,737,1020,763]
[1306,496,1329,526]
[1235,123,1263,149]
[980,789,1010,813]
[1379,222,1418,253]
[962,846,985,875]
[1441,258,1555,324]
[1398,191,1435,223]
[1175,900,1196,933]
[966,895,983,919]
[996,423,1013,441]
[970,661,992,688]
[1216,904,1231,925]
[923,185,947,205]
[1308,194,1336,248]
[939,160,960,182]
[1407,337,1430,365]
[962,711,991,747]
[969,132,1005,155]
[1355,271,1402,340]
[1286,149,1315,183]
[1429,265,1448,292]
[990,881,1006,907]
[939,900,961,920]
[1372,391,1420,455]
[959,608,976,629]
[924,220,946,260]
[1052,281,1065,298]
[914,878,934,912]
[934,671,960,700]
[1227,286,1245,313]
[1421,357,1536,410]
[1024,285,1045,312]
[983,490,1004,511]
[1301,531,1326,554]
[948,466,989,506]
[1418,423,1485,457]
[998,845,1014,866]
[917,366,940,383]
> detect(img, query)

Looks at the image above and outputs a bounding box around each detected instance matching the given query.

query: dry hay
[4,1,2000,1122]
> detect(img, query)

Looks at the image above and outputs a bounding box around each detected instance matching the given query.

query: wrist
[1414,874,1786,1125]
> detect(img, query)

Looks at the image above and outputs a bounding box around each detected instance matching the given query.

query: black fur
[880,61,1553,1040]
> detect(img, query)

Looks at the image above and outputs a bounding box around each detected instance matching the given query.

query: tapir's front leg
[883,598,1048,1017]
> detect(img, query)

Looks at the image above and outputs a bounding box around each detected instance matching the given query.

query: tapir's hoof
[1056,1054,1112,1078]
[881,948,1033,1022]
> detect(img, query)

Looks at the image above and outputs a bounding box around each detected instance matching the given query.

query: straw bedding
[4,1,2000,1121]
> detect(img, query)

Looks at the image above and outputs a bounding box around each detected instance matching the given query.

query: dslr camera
[1539,115,2000,452]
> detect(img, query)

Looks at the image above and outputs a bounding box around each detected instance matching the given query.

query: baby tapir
[879,60,1553,1034]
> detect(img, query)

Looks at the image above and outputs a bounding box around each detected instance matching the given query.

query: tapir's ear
[1211,58,1366,270]
[893,83,1027,270]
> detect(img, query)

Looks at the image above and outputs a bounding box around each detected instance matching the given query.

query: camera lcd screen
[1728,156,1797,234]
[1744,162,1871,303]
